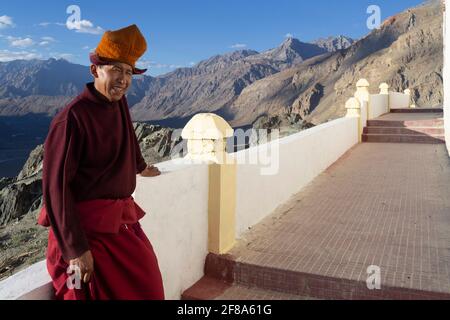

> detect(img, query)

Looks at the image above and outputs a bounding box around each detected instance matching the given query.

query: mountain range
[0,0,443,178]
[0,35,354,124]
[227,0,443,126]
[0,0,443,129]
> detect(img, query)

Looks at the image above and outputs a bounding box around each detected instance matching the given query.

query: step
[367,119,444,128]
[363,127,444,135]
[390,108,443,113]
[362,133,445,144]
[181,276,314,300]
[186,253,450,300]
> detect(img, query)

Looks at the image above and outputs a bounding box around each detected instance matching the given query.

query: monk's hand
[139,164,161,177]
[69,250,94,284]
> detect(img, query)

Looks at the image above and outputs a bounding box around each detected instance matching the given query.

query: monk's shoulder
[50,95,85,128]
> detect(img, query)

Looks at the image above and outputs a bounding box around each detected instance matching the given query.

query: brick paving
[227,142,450,297]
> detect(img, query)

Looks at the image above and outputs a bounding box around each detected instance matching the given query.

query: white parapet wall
[233,116,359,237]
[360,101,368,131]
[389,91,410,109]
[0,114,361,300]
[0,160,210,301]
[0,260,51,300]
[369,94,389,119]
[135,159,209,300]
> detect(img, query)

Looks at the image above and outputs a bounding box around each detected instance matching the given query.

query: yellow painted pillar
[345,97,363,142]
[208,162,236,254]
[181,113,237,254]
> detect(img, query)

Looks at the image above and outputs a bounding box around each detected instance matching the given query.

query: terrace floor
[185,110,450,300]
[226,142,450,298]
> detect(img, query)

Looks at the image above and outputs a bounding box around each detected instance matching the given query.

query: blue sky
[0,0,425,76]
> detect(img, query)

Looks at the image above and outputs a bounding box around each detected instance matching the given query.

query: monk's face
[91,62,133,102]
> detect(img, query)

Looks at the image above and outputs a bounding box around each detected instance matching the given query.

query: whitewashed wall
[0,160,210,301]
[360,101,368,128]
[0,261,51,300]
[389,91,410,109]
[369,94,389,119]
[233,117,359,237]
[136,160,209,300]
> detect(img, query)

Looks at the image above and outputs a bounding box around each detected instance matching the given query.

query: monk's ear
[90,64,100,78]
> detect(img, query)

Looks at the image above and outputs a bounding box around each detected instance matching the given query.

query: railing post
[355,78,370,119]
[355,79,370,103]
[345,97,363,142]
[404,89,416,108]
[379,82,390,113]
[379,83,389,94]
[181,113,237,254]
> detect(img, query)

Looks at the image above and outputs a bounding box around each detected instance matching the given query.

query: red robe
[38,197,164,300]
[39,83,164,299]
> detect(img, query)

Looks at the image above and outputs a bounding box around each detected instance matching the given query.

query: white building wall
[389,92,410,109]
[369,94,389,119]
[135,160,209,300]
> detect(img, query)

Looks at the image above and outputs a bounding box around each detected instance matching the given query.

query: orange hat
[90,24,148,74]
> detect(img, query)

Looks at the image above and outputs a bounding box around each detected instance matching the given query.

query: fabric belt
[38,196,146,234]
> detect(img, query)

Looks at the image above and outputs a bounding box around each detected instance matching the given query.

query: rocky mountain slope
[129,38,334,123]
[313,35,355,52]
[228,0,443,126]
[0,58,89,98]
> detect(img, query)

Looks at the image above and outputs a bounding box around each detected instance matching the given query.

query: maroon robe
[39,82,164,300]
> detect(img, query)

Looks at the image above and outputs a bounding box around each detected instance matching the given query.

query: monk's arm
[42,115,90,261]
[132,128,147,174]
[133,138,161,177]
[122,98,147,174]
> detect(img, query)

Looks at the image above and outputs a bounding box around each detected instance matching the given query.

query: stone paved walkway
[229,142,450,296]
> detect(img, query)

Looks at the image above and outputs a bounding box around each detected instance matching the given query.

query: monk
[38,24,165,300]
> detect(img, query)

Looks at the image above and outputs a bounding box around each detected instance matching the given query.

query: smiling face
[90,62,133,102]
